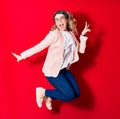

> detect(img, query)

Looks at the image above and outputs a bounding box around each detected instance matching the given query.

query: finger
[87,24,90,28]
[85,21,87,28]
[87,29,91,32]
[11,52,15,56]
[11,52,17,57]
[12,53,20,59]
[17,59,20,62]
[12,53,18,58]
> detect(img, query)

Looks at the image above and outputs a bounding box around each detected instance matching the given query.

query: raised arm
[79,22,91,53]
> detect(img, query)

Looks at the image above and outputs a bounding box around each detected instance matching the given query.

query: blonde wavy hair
[51,10,78,35]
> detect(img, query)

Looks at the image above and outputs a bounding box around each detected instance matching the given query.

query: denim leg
[45,69,76,101]
[63,69,80,98]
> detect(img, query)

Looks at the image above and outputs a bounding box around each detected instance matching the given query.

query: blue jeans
[45,68,80,101]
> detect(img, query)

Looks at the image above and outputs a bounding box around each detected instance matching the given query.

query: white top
[61,31,76,69]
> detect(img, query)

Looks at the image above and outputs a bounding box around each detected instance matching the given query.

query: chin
[59,28,66,31]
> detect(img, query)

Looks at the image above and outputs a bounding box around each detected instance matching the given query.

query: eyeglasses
[54,16,66,22]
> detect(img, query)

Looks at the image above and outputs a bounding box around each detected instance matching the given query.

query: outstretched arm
[12,31,55,62]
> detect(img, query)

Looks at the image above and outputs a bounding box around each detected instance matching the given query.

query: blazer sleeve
[20,31,55,59]
[79,35,88,53]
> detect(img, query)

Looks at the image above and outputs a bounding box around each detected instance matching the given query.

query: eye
[54,16,65,22]
[60,16,65,19]
[55,18,59,21]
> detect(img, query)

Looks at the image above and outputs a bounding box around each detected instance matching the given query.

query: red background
[0,0,120,119]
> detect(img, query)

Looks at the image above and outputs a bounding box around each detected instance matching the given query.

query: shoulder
[49,29,62,38]
[49,29,60,34]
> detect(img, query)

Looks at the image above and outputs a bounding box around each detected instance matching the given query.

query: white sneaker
[36,87,45,108]
[44,96,52,110]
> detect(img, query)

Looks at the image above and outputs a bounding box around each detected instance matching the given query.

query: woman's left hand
[81,22,91,36]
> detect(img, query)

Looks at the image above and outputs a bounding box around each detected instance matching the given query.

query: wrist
[80,35,88,42]
[81,34,86,36]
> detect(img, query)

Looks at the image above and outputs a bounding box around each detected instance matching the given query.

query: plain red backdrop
[0,0,120,119]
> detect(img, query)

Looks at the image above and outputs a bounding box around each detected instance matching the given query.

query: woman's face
[54,14,68,31]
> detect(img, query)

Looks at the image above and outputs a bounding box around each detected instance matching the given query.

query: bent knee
[64,92,76,101]
[62,89,80,101]
[76,89,80,97]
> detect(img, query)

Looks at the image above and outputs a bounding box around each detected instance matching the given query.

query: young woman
[12,10,91,110]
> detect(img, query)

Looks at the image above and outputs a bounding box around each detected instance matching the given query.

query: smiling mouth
[59,24,64,28]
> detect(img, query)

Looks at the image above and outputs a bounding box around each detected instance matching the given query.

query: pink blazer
[21,29,87,77]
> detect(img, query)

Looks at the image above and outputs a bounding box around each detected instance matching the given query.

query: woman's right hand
[11,52,23,62]
[81,22,91,36]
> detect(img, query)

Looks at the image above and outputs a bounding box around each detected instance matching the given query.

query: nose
[59,19,62,23]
